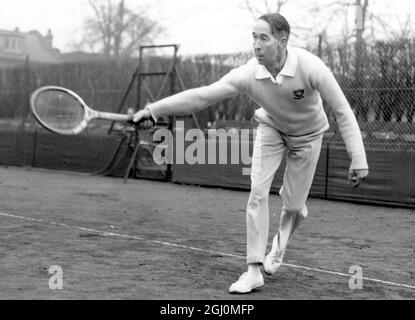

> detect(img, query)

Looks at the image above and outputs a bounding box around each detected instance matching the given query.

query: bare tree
[239,0,314,40]
[79,0,164,59]
[240,0,288,19]
[302,0,370,120]
[368,10,414,41]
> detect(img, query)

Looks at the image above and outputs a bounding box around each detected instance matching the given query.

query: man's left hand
[348,169,369,188]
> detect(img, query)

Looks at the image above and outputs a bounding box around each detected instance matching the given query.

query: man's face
[252,19,287,66]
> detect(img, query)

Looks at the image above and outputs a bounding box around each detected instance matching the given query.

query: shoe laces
[239,272,251,281]
[269,249,284,263]
[239,272,259,282]
[269,234,285,263]
[239,272,247,279]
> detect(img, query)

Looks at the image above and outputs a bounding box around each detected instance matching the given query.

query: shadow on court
[0,167,413,299]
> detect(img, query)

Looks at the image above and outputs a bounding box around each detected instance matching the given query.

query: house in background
[0,28,62,68]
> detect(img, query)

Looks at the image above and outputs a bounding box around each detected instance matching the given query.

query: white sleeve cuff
[350,153,369,170]
[145,106,158,123]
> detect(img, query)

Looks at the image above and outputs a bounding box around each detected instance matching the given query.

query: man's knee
[248,183,269,206]
[283,206,309,219]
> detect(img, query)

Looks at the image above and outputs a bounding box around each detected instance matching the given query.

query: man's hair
[258,13,290,39]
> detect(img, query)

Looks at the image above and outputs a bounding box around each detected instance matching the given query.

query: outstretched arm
[133,79,240,123]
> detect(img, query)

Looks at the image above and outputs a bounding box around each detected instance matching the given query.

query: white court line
[1,211,414,291]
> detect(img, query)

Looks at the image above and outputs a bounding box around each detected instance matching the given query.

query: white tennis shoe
[264,234,286,275]
[229,272,264,294]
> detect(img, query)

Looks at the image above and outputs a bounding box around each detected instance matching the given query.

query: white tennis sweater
[148,47,368,170]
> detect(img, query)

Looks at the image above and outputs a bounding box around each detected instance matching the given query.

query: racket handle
[127,116,156,128]
[96,112,132,122]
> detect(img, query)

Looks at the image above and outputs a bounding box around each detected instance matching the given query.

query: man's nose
[253,39,262,50]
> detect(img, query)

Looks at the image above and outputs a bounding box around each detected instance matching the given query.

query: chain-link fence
[316,38,415,150]
[1,37,414,150]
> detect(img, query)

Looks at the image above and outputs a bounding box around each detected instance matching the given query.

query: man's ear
[279,36,288,48]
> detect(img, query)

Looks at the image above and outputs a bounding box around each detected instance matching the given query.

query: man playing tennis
[133,13,369,294]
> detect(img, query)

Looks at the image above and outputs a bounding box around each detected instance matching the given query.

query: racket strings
[33,90,86,133]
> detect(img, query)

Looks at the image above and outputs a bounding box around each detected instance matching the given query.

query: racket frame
[30,86,132,135]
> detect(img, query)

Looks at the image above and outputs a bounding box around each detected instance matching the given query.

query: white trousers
[246,122,324,264]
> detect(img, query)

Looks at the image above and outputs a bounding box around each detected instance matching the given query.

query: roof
[0,28,62,65]
[0,29,25,37]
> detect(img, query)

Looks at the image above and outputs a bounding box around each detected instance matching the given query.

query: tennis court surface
[0,166,413,299]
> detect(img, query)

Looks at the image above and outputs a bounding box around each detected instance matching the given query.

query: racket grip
[127,116,156,128]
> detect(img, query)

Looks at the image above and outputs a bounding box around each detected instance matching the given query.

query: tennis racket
[30,86,152,135]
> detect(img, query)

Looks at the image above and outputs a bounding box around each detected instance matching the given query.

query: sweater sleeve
[147,65,247,122]
[312,61,369,170]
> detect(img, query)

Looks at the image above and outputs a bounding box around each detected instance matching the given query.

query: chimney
[14,27,20,33]
[45,29,53,47]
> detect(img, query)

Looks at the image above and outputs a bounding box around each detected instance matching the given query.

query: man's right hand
[132,108,154,128]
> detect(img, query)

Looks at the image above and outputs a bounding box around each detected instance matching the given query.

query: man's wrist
[144,106,157,123]
[350,153,368,171]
